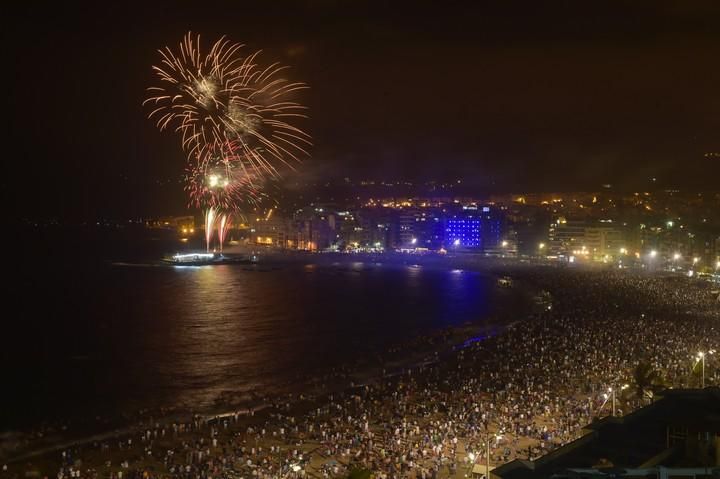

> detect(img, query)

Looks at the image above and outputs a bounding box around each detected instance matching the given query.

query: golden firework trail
[144,32,311,179]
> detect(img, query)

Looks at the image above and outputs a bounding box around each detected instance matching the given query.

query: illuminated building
[293,206,335,251]
[145,215,196,233]
[584,225,625,261]
[414,210,445,249]
[549,218,625,261]
[446,217,482,247]
[397,210,417,247]
[253,214,292,248]
[548,217,585,256]
[445,206,502,250]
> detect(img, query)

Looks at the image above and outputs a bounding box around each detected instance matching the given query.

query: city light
[173,253,215,260]
[142,194,718,262]
[172,253,215,263]
[696,350,716,388]
[445,215,499,248]
[666,221,674,228]
[572,245,588,255]
[485,433,503,477]
[605,384,629,416]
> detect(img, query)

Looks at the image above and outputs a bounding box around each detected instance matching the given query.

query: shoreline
[1,258,540,465]
[1,316,525,465]
[3,263,718,478]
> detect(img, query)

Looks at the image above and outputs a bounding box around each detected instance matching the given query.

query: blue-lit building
[446,217,483,247]
[445,206,502,250]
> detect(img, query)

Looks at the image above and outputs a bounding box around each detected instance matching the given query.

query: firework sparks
[144,33,307,251]
[184,155,267,213]
[204,207,217,252]
[217,214,232,252]
[144,32,311,178]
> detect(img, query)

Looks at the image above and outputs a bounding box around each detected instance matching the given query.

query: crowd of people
[3,267,719,479]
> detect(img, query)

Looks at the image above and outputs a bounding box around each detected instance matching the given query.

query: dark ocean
[2,225,530,431]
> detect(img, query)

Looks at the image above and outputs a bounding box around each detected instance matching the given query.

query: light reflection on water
[5,261,528,428]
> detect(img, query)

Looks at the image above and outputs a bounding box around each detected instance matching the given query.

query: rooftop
[493,388,720,479]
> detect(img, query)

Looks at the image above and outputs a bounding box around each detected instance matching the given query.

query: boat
[497,276,513,287]
[163,252,258,266]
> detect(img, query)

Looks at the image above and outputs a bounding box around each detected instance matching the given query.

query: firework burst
[184,156,267,213]
[145,32,308,253]
[143,32,311,178]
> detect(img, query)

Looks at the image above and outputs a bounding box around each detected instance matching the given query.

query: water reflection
[7,261,528,426]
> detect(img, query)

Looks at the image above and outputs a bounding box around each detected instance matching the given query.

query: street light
[693,257,700,266]
[696,350,716,388]
[282,464,302,478]
[467,452,476,477]
[607,384,629,416]
[672,253,681,271]
[646,250,658,271]
[483,433,502,477]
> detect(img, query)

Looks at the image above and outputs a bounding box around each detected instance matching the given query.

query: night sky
[5,1,720,219]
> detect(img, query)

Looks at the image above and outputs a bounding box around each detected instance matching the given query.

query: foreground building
[493,388,720,479]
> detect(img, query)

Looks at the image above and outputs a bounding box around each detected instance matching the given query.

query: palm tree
[633,361,667,404]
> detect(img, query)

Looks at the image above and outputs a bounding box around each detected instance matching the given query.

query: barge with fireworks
[163,252,258,266]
